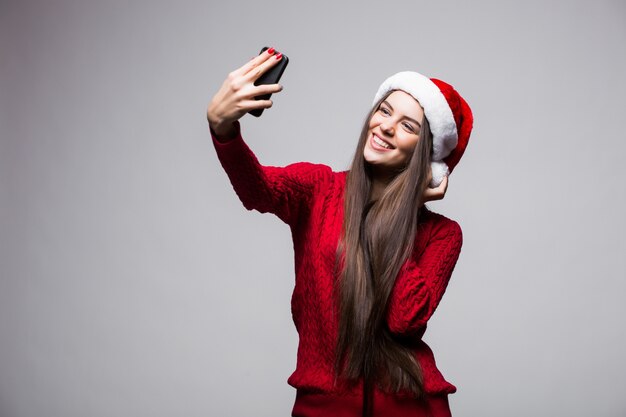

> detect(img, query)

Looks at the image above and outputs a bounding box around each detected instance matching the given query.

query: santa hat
[372,71,473,188]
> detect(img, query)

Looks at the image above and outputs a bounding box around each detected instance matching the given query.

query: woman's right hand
[207,48,284,137]
[422,174,448,205]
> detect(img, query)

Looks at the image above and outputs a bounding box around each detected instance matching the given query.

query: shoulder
[285,162,345,182]
[265,161,334,184]
[282,161,335,177]
[420,208,463,242]
[408,208,463,265]
[269,162,340,197]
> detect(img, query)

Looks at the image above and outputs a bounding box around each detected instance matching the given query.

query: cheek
[368,114,382,128]
[398,134,419,150]
[397,136,419,158]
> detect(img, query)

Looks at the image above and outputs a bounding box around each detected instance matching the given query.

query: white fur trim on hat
[372,71,458,187]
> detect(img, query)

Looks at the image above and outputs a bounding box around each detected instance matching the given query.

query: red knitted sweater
[210,122,463,412]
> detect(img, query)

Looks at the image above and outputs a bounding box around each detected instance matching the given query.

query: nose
[380,120,394,136]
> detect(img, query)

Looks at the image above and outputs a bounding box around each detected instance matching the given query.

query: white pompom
[430,161,449,188]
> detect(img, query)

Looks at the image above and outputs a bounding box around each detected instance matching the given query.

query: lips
[370,133,394,151]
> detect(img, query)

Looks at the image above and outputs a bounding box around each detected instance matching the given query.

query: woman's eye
[403,123,415,132]
[380,107,390,115]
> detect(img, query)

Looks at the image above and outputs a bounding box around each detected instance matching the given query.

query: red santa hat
[372,71,473,188]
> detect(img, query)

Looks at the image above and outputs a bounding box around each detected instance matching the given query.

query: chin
[363,147,378,165]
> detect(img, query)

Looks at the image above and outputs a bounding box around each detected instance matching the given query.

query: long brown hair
[334,90,434,403]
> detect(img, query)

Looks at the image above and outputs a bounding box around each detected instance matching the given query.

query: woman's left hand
[423,174,448,204]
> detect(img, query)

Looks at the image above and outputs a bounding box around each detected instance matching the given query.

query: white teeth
[373,135,392,149]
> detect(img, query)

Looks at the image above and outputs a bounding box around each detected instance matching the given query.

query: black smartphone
[249,46,289,117]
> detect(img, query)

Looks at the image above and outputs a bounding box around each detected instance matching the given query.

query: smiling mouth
[371,134,394,150]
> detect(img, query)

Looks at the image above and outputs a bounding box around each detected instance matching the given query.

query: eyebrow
[382,100,422,128]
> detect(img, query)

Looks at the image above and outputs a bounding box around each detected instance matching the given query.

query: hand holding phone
[207,47,287,136]
[249,46,289,117]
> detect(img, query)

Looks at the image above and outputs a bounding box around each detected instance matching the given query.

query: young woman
[207,47,473,417]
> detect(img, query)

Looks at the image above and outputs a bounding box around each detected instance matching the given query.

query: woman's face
[363,90,424,177]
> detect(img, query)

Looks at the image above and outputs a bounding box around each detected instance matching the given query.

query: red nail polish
[275,52,283,60]
[268,47,275,55]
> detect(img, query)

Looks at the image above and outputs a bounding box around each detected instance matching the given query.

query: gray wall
[1,1,625,416]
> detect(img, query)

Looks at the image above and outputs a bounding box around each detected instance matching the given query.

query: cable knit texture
[210,121,463,412]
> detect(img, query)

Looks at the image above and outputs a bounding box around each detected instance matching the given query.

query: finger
[423,188,444,201]
[439,175,449,192]
[241,98,273,110]
[422,189,438,203]
[232,48,275,77]
[250,83,283,97]
[431,178,446,194]
[244,52,282,81]
[242,48,277,77]
[423,175,447,202]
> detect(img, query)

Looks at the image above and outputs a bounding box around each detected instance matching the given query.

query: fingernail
[275,52,283,60]
[268,47,275,55]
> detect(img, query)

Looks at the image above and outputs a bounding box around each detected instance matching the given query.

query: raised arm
[386,218,463,336]
[210,121,331,226]
[207,49,332,227]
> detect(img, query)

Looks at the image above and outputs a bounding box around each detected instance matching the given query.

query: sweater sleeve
[210,121,332,227]
[386,218,463,336]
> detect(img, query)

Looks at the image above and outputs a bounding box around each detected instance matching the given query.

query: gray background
[1,1,625,416]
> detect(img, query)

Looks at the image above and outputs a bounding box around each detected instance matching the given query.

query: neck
[368,167,427,209]
[369,166,394,201]
[370,178,387,201]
